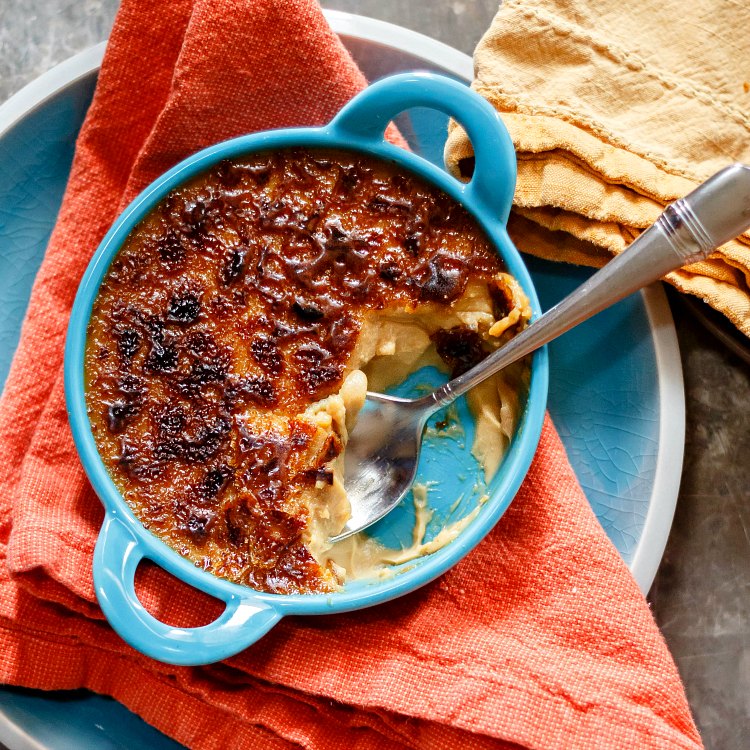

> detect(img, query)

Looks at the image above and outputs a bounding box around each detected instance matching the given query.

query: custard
[85,148,530,594]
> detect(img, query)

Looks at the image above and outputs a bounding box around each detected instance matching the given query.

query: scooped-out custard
[84,147,530,595]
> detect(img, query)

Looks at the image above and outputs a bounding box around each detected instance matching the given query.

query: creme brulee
[84,148,530,594]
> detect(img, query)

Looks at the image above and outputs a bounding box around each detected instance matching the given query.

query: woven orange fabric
[0,0,701,748]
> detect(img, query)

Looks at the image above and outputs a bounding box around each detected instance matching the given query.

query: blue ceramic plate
[0,11,684,749]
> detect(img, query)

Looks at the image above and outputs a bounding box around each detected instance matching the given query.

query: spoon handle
[432,163,750,408]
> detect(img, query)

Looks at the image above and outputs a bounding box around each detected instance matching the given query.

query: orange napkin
[0,0,702,748]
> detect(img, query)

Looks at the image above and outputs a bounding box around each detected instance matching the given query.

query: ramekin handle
[94,512,281,666]
[329,71,517,223]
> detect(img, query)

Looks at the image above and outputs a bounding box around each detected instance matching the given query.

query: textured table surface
[0,1,748,748]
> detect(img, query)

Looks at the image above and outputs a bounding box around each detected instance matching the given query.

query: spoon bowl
[333,392,430,541]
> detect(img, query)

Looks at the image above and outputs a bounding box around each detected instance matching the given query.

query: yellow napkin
[445,0,750,334]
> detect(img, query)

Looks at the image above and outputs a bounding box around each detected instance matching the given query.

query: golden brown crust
[85,148,507,594]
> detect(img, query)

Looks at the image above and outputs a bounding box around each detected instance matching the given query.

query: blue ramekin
[64,72,549,666]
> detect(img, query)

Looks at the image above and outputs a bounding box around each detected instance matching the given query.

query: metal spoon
[331,164,750,542]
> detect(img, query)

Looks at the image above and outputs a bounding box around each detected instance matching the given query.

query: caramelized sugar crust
[85,148,507,593]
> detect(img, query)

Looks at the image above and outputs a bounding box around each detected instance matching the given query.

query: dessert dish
[85,147,530,594]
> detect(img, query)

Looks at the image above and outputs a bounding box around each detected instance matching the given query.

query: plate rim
[0,708,46,750]
[630,284,685,590]
[0,7,684,748]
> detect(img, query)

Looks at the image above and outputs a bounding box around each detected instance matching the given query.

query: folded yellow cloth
[445,0,750,334]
